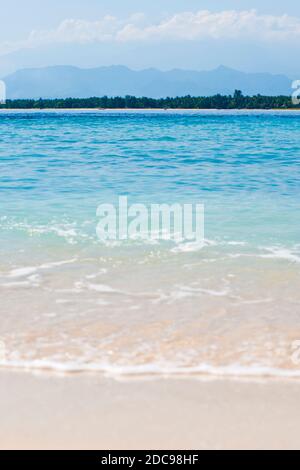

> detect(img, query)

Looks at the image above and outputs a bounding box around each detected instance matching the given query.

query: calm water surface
[0,110,300,377]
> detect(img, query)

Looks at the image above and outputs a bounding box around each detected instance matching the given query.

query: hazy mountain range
[3,65,293,99]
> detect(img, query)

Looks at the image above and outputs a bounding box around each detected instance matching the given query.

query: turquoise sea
[0,110,300,377]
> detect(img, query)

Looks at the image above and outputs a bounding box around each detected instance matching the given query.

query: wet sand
[1,371,300,450]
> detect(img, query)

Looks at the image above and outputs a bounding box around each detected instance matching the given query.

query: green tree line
[0,91,299,110]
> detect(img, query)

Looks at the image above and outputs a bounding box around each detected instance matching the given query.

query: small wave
[5,258,77,279]
[0,279,40,288]
[228,246,300,264]
[234,298,274,306]
[260,247,300,264]
[7,267,38,278]
[78,282,118,294]
[178,285,229,297]
[226,241,247,246]
[1,358,300,381]
[0,218,93,245]
[75,281,156,299]
[171,239,217,253]
[153,284,230,304]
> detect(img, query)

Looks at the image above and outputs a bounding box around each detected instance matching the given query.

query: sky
[0,0,299,77]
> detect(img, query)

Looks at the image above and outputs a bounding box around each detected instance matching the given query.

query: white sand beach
[1,371,300,450]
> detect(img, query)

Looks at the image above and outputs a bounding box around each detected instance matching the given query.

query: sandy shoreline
[1,371,300,450]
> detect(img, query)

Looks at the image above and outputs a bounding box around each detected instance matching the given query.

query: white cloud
[117,10,300,42]
[29,16,121,45]
[1,10,300,56]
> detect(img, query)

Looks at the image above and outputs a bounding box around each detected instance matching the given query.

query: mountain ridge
[3,65,293,99]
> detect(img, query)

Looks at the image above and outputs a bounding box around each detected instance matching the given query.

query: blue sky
[0,1,299,77]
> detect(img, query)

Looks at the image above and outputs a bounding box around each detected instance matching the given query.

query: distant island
[0,91,299,110]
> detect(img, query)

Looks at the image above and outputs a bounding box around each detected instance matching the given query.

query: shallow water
[0,110,300,378]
